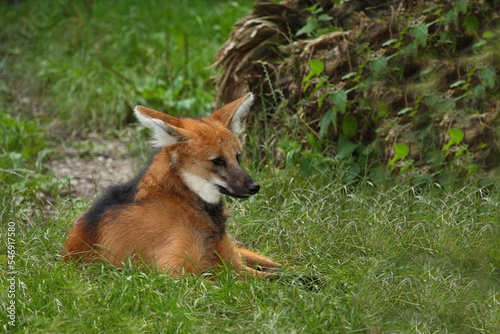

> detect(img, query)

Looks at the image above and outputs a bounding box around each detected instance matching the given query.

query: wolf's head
[134,93,259,204]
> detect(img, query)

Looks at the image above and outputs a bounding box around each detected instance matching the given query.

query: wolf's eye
[211,157,226,167]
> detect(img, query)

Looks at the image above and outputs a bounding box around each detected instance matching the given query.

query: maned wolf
[62,93,282,279]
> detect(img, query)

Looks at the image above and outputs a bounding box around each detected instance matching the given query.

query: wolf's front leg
[236,248,282,272]
[213,233,281,280]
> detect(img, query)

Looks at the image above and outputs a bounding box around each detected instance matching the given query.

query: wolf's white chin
[180,172,223,204]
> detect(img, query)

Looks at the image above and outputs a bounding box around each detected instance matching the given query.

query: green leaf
[308,132,321,151]
[382,38,397,47]
[296,17,318,37]
[342,116,358,139]
[281,140,301,169]
[479,67,496,88]
[450,80,465,88]
[308,78,326,98]
[337,134,358,159]
[395,143,409,159]
[330,90,347,114]
[317,14,333,21]
[320,109,335,138]
[376,101,391,120]
[318,92,328,109]
[387,157,399,167]
[426,96,439,110]
[370,57,387,74]
[449,128,464,144]
[411,24,428,47]
[463,16,479,35]
[345,163,361,182]
[482,30,495,39]
[302,59,324,82]
[472,40,487,49]
[369,167,387,184]
[472,83,486,97]
[299,158,313,177]
[341,72,356,80]
[310,59,324,76]
[453,0,468,14]
[304,3,320,12]
[397,107,413,115]
[443,8,458,26]
[440,31,456,45]
[404,40,418,55]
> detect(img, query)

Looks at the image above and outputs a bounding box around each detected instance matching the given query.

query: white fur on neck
[181,172,222,204]
[134,107,179,148]
[230,93,254,136]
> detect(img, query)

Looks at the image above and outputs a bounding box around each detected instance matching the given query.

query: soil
[50,138,136,201]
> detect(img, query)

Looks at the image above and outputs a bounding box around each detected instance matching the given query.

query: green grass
[1,0,252,132]
[1,0,499,333]
[1,172,499,333]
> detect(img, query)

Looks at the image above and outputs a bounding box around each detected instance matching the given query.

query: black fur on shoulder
[80,166,149,236]
[200,200,227,237]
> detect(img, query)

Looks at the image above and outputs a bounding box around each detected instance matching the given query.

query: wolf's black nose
[248,183,260,194]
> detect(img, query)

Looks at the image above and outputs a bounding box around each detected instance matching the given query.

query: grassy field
[1,1,499,333]
[3,173,500,333]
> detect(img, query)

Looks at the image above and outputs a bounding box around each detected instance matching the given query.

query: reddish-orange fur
[63,224,99,262]
[62,94,282,279]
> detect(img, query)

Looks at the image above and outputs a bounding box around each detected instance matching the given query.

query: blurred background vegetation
[1,0,254,222]
[212,0,500,184]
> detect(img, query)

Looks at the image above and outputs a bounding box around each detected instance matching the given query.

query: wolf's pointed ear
[134,106,189,147]
[209,93,254,136]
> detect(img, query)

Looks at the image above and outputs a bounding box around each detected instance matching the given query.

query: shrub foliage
[214,0,500,180]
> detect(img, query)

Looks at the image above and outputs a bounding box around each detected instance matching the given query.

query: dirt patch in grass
[50,137,136,201]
